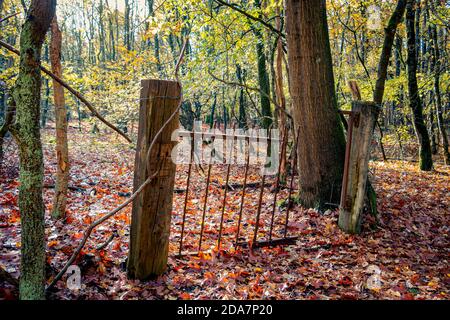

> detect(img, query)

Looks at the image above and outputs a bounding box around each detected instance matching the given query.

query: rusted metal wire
[178,138,195,256]
[235,135,251,246]
[198,137,215,253]
[252,173,267,245]
[252,129,271,245]
[268,147,284,242]
[283,128,301,238]
[217,126,236,250]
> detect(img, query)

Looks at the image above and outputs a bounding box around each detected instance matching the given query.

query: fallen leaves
[0,129,449,300]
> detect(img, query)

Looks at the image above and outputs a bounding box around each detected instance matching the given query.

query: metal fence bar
[283,128,300,238]
[198,140,214,253]
[178,138,194,256]
[235,136,250,246]
[217,127,236,250]
[252,130,271,245]
[268,155,283,242]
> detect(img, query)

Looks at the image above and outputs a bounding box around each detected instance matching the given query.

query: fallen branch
[96,231,118,251]
[0,40,132,143]
[46,38,189,292]
[0,266,19,287]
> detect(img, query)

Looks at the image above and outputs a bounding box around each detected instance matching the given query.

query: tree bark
[406,0,433,171]
[127,80,180,280]
[10,0,55,300]
[430,24,450,164]
[285,0,346,208]
[253,0,272,130]
[275,8,287,181]
[50,16,69,219]
[338,102,380,234]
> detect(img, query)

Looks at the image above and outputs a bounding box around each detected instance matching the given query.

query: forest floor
[0,126,449,300]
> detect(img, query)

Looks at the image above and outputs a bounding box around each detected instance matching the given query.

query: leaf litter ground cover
[0,127,449,300]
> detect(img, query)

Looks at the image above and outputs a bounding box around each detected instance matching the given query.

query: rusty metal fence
[171,125,300,256]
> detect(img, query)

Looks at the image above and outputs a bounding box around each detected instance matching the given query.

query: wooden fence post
[338,101,380,234]
[127,79,181,280]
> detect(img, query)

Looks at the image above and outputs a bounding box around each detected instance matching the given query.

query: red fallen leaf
[83,216,93,224]
[0,193,17,206]
[252,284,263,295]
[338,276,353,287]
[402,292,415,300]
[341,293,358,300]
[0,288,16,300]
[8,209,20,223]
[112,241,121,251]
[48,240,59,248]
[97,262,106,274]
[410,274,420,284]
[180,292,191,300]
[204,271,215,279]
[65,214,75,224]
[73,232,83,240]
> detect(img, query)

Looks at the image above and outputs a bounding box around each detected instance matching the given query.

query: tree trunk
[10,0,55,300]
[253,0,272,130]
[50,16,69,219]
[236,64,248,130]
[430,24,450,164]
[406,0,433,171]
[41,45,50,128]
[285,0,346,208]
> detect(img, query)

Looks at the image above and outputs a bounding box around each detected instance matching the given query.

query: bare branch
[0,12,20,24]
[0,40,132,143]
[214,0,284,38]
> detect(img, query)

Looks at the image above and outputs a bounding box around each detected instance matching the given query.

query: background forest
[1,0,448,154]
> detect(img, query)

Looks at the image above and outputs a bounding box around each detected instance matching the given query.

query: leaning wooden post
[127,79,181,279]
[338,101,380,234]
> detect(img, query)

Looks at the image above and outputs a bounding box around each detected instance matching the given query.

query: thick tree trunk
[285,0,346,208]
[50,16,69,219]
[10,0,55,300]
[406,0,433,171]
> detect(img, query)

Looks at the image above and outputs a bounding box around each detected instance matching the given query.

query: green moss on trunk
[11,0,55,300]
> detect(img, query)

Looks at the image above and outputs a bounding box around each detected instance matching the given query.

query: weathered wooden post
[127,79,181,279]
[338,101,380,234]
